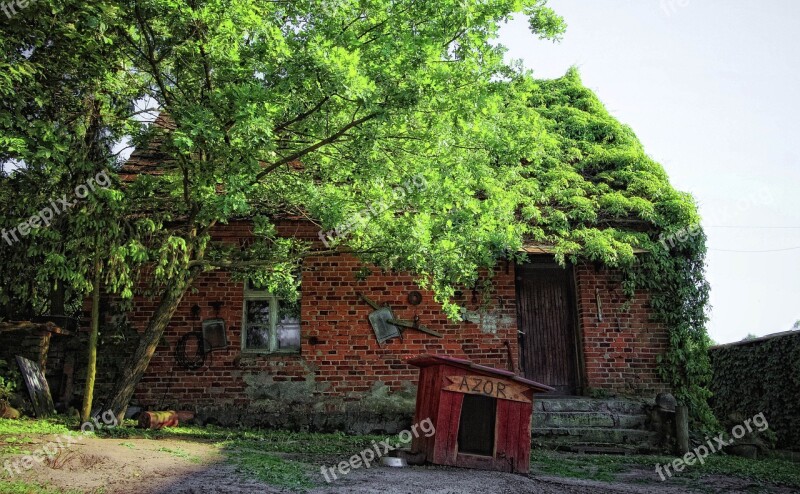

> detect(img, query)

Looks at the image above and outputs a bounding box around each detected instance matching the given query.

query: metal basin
[381,456,408,468]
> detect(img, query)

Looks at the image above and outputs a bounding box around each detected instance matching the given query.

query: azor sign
[444,375,531,403]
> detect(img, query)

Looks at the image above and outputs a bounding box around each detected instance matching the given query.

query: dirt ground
[4,434,797,493]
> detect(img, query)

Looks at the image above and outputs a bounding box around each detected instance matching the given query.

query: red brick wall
[574,263,670,396]
[128,221,519,410]
[112,221,669,410]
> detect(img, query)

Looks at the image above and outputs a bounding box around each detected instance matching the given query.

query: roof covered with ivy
[508,68,701,265]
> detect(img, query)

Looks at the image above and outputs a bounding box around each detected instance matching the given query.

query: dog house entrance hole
[457,394,496,456]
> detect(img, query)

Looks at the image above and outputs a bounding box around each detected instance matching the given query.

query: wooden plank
[433,389,462,465]
[517,403,533,474]
[407,354,554,392]
[506,401,524,473]
[426,365,444,460]
[505,400,522,472]
[415,366,438,459]
[455,452,509,472]
[443,375,531,403]
[411,366,428,455]
[0,321,69,335]
[495,398,511,464]
[433,364,467,466]
[446,392,464,464]
[15,356,55,417]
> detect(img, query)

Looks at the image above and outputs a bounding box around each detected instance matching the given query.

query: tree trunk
[107,270,197,423]
[50,280,66,315]
[80,259,101,423]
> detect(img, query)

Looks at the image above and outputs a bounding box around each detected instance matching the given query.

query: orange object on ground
[138,410,179,429]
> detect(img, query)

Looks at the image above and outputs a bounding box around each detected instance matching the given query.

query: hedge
[708,332,800,449]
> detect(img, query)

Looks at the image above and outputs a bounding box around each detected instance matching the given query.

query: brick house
[67,113,672,447]
[104,211,668,437]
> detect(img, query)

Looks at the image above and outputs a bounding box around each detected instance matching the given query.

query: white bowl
[381,456,408,467]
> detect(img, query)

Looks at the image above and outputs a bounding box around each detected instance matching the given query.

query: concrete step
[533,411,648,430]
[534,397,652,415]
[532,427,661,452]
[529,398,662,453]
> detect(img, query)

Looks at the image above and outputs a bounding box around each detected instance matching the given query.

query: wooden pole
[80,256,101,423]
[676,405,690,455]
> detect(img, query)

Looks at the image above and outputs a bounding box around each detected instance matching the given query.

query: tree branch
[189,246,391,269]
[273,96,330,134]
[255,111,380,181]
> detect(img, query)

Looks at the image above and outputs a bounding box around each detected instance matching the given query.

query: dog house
[407,354,553,473]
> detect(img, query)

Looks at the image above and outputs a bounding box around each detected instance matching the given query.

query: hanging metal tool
[357,292,443,342]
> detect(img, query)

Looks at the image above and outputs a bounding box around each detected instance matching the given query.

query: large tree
[1,0,141,318]
[1,1,145,419]
[3,0,713,430]
[95,0,566,419]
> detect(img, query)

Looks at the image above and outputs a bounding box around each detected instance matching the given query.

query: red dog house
[407,354,553,473]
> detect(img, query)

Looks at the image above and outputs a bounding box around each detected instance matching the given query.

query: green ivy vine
[625,237,717,432]
[512,69,717,432]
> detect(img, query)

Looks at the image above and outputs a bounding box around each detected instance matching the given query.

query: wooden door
[515,260,579,394]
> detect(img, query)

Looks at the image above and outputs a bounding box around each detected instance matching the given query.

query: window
[242,280,301,353]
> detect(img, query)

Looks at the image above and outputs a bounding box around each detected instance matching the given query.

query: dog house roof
[407,354,555,393]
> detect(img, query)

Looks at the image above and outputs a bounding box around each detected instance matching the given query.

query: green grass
[0,418,75,437]
[0,445,30,455]
[4,436,35,444]
[11,417,798,491]
[531,450,668,481]
[1,418,402,490]
[95,423,385,448]
[155,446,201,463]
[1,436,35,456]
[215,429,411,491]
[228,449,315,490]
[686,453,800,487]
[0,418,82,463]
[93,423,402,491]
[531,450,800,488]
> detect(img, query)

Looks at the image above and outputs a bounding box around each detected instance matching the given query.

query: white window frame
[241,282,301,354]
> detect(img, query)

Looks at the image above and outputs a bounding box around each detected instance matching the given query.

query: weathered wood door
[515,260,579,394]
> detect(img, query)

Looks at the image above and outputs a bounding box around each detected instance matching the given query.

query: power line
[707,225,800,229]
[710,246,800,253]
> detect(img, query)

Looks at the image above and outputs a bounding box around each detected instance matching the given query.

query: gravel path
[305,465,708,494]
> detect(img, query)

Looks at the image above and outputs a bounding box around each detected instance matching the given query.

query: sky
[498,0,800,344]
